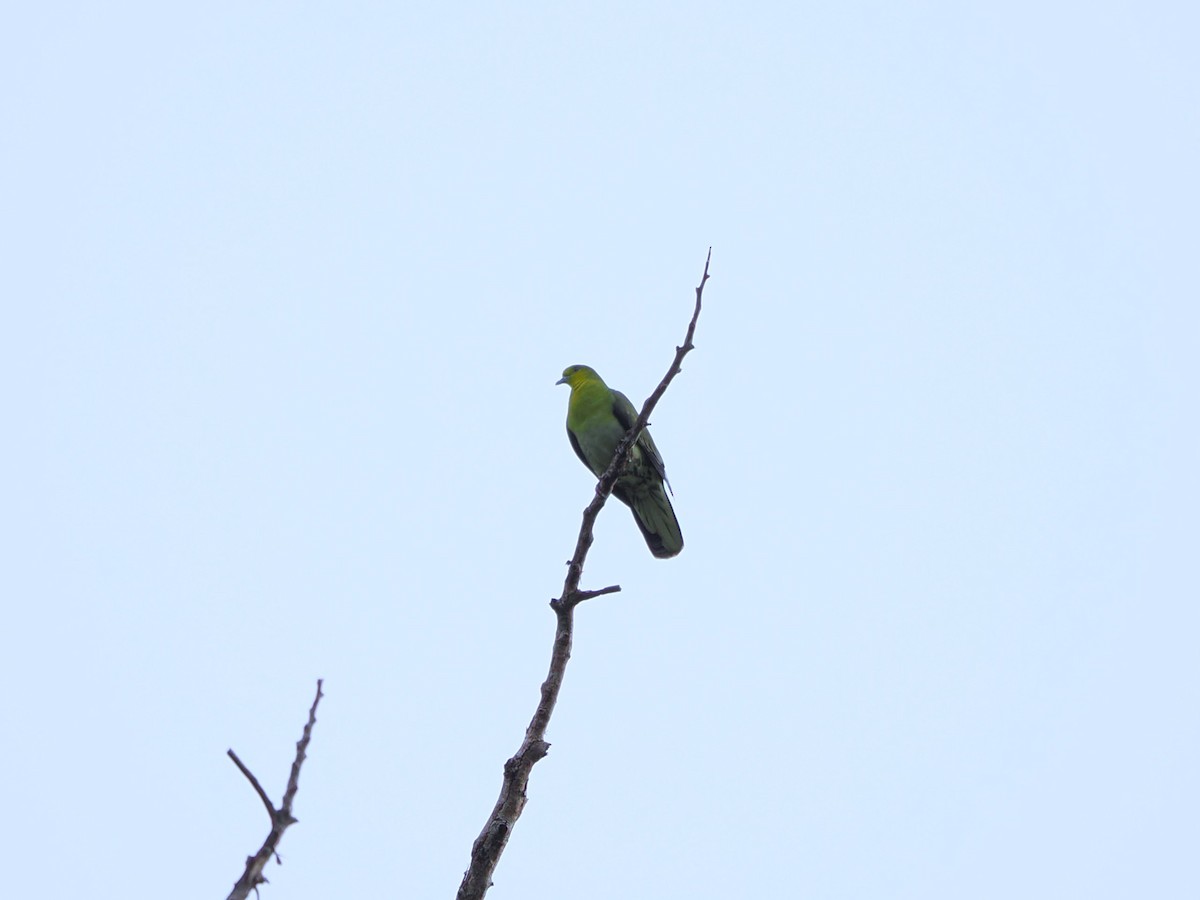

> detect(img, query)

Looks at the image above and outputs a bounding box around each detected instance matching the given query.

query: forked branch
[226,679,324,900]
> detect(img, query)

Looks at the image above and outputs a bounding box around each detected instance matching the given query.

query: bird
[556,365,683,558]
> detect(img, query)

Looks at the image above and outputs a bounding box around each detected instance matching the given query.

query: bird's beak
[555,376,568,385]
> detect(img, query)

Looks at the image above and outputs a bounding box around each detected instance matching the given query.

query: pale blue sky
[2,2,1196,898]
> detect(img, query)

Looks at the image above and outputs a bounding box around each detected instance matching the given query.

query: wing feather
[565,426,589,469]
[612,389,668,484]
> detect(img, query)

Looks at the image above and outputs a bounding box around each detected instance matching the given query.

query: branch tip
[227,749,277,820]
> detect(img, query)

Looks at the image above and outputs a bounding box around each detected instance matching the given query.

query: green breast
[567,382,629,476]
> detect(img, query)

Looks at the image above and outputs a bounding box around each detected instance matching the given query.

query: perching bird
[557,365,683,558]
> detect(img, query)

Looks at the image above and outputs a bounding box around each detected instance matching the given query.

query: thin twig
[227,749,277,819]
[455,250,711,900]
[572,584,622,602]
[226,679,325,900]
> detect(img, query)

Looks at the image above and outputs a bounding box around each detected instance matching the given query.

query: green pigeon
[556,365,683,558]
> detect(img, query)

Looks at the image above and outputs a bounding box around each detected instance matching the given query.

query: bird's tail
[618,482,684,559]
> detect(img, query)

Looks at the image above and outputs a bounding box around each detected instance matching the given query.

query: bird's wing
[565,425,589,470]
[612,389,668,484]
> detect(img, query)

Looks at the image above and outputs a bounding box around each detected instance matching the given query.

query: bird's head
[556,365,601,388]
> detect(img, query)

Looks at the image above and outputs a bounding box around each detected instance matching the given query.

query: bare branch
[571,584,622,603]
[227,749,277,820]
[456,250,712,900]
[226,679,325,900]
